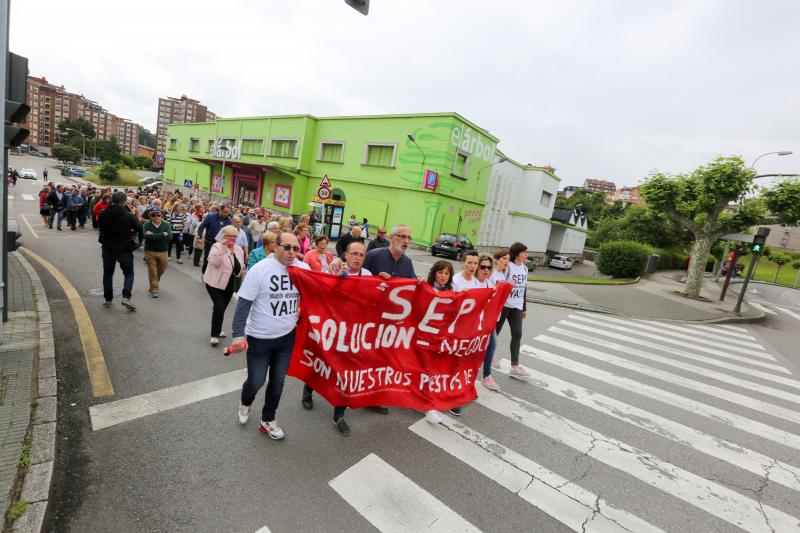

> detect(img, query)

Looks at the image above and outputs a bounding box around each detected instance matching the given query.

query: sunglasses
[378,231,386,234]
[478,265,493,270]
[281,244,301,252]
[151,214,162,217]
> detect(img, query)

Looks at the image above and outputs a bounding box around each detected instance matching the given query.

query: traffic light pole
[732,252,759,315]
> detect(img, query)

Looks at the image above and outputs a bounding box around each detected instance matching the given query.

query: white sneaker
[425,410,442,424]
[259,419,285,440]
[509,365,531,379]
[238,404,251,424]
[210,337,220,346]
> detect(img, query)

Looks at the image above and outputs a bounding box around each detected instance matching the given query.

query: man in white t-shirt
[227,232,310,440]
[302,240,371,436]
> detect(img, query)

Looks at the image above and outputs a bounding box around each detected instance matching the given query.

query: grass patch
[9,499,27,519]
[87,166,144,187]
[743,259,800,287]
[527,275,635,285]
[19,442,31,469]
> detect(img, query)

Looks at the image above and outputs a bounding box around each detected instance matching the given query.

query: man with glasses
[142,208,172,298]
[367,226,390,251]
[228,232,310,441]
[302,240,371,436]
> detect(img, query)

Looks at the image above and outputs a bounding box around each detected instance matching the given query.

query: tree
[641,156,765,298]
[138,128,156,148]
[96,136,122,163]
[57,118,95,152]
[592,204,690,249]
[98,161,119,182]
[133,155,154,169]
[767,253,792,283]
[120,154,135,169]
[763,179,800,226]
[555,189,617,229]
[51,143,82,163]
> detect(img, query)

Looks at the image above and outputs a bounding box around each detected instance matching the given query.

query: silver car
[19,168,38,179]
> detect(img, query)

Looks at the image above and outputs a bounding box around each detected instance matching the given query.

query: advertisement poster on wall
[274,184,292,208]
[423,170,438,191]
[211,174,225,193]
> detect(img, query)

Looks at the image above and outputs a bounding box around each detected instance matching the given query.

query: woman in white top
[494,243,531,378]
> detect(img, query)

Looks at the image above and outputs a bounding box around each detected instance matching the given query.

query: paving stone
[37,358,56,379]
[11,500,47,533]
[30,424,55,465]
[37,378,56,398]
[33,397,56,424]
[20,462,52,503]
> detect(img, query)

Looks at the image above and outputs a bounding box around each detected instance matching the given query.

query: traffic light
[752,227,770,254]
[5,52,30,149]
[344,0,369,15]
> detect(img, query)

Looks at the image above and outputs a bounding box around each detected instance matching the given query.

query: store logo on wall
[450,126,494,163]
[211,141,241,159]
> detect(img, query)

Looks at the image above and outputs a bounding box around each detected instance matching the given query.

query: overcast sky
[11,0,800,187]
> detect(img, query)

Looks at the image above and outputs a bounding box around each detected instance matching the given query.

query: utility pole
[733,228,770,315]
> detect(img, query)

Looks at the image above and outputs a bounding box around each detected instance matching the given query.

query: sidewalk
[1,253,57,532]
[526,269,765,323]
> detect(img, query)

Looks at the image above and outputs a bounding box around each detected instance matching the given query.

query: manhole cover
[86,287,122,297]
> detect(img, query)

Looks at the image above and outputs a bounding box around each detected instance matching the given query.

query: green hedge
[652,248,687,270]
[596,241,652,278]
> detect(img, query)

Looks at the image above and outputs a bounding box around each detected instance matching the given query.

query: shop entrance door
[233,173,261,206]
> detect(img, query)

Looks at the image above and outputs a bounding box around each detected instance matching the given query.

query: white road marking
[774,306,800,320]
[520,343,800,451]
[560,318,792,375]
[494,358,800,492]
[89,368,246,431]
[635,318,768,349]
[714,324,751,333]
[409,417,664,533]
[475,390,800,533]
[572,313,775,360]
[545,326,800,406]
[750,302,778,315]
[21,193,35,201]
[7,195,13,200]
[329,453,481,533]
[254,527,272,533]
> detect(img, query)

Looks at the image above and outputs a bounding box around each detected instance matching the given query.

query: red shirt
[93,201,109,218]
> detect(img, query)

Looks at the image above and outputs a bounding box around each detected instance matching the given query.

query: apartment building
[155,95,216,163]
[582,178,617,195]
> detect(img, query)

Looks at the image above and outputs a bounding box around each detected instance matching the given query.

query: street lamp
[750,151,792,169]
[407,133,426,170]
[476,157,507,184]
[217,143,230,197]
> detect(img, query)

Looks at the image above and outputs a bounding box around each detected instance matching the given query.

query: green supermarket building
[163,112,503,246]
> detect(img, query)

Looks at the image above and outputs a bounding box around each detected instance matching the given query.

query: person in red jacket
[93,193,111,226]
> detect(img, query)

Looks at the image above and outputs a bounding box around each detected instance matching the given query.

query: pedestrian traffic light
[5,52,30,149]
[344,0,369,15]
[752,227,770,254]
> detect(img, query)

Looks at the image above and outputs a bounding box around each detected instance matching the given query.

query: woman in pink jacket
[202,225,246,346]
[303,235,334,272]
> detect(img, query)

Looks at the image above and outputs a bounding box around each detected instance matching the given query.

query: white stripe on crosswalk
[329,453,481,532]
[494,358,800,492]
[534,335,800,425]
[570,314,777,361]
[634,318,769,349]
[7,195,13,200]
[546,326,800,406]
[520,343,800,451]
[254,527,272,533]
[560,319,792,376]
[410,416,664,533]
[475,390,800,532]
[21,193,35,201]
[689,323,757,340]
[775,306,800,320]
[714,324,750,332]
[751,302,778,315]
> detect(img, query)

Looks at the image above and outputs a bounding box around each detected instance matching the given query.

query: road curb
[10,251,57,533]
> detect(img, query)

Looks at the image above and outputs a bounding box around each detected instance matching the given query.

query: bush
[596,240,652,278]
[651,248,688,270]
[98,161,119,182]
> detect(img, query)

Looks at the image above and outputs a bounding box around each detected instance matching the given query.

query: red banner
[287,268,511,410]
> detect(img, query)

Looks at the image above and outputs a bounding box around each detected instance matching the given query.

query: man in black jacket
[335,225,364,259]
[98,191,140,310]
[46,185,67,230]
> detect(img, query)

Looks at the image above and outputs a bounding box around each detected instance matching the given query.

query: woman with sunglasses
[475,255,500,391]
[423,260,454,425]
[203,225,246,346]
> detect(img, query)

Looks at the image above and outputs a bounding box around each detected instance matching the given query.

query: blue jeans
[49,209,65,229]
[483,332,497,378]
[102,251,134,300]
[241,331,296,422]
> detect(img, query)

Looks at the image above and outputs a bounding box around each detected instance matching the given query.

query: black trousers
[303,384,346,420]
[201,241,214,273]
[205,278,234,337]
[495,307,523,365]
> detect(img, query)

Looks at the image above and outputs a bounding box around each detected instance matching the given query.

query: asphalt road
[7,161,800,533]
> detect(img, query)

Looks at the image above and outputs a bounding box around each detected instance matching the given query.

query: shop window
[270,138,298,158]
[189,138,199,152]
[168,138,177,151]
[319,141,344,163]
[452,150,469,178]
[206,139,214,153]
[364,143,396,167]
[242,138,265,156]
[540,190,553,207]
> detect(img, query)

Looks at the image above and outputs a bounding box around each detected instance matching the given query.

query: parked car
[431,233,474,259]
[549,255,574,270]
[19,168,38,179]
[148,181,163,188]
[138,176,159,185]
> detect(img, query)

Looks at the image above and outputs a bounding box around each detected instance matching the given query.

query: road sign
[317,186,332,200]
[183,179,192,188]
[320,174,332,188]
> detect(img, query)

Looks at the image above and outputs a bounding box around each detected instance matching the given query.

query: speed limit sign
[317,186,331,200]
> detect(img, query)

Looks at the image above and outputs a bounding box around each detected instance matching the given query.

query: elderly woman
[294,223,312,258]
[202,225,246,346]
[303,235,334,272]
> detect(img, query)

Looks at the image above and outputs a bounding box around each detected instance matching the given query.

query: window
[270,138,298,158]
[364,143,396,167]
[242,138,264,156]
[189,138,199,152]
[540,191,553,207]
[207,139,214,153]
[452,150,469,178]
[318,141,344,163]
[168,138,177,151]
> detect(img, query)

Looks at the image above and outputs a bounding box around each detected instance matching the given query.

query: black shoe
[301,394,313,410]
[449,407,463,416]
[368,406,389,414]
[103,300,112,308]
[333,417,350,436]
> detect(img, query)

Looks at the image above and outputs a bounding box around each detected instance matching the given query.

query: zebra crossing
[754,301,800,320]
[328,312,800,532]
